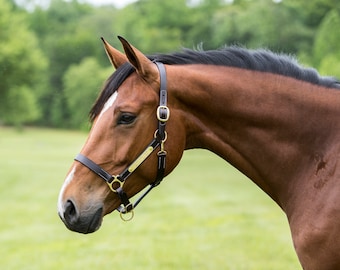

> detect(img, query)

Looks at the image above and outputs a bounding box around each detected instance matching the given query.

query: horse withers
[58,36,340,269]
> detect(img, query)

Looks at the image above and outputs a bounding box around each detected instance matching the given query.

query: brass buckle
[157,105,170,122]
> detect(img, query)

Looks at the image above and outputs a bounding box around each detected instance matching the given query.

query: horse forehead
[88,92,119,136]
[94,75,158,126]
[98,91,118,119]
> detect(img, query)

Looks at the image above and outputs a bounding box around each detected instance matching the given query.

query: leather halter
[74,62,169,220]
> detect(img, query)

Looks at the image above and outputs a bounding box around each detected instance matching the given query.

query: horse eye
[117,113,136,125]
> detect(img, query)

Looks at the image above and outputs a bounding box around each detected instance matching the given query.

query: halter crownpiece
[74,62,169,221]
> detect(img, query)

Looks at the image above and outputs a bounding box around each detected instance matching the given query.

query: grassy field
[0,127,301,269]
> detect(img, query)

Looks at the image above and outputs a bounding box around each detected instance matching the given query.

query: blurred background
[1,0,339,269]
[1,0,340,129]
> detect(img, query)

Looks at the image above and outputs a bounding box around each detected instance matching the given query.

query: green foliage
[0,0,47,126]
[3,0,340,129]
[28,0,103,127]
[319,55,340,79]
[209,0,314,52]
[1,85,40,127]
[63,57,112,129]
[112,0,191,53]
[310,9,340,80]
[313,9,340,66]
[284,0,340,27]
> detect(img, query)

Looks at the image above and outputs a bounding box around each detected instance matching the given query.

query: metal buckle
[157,105,170,122]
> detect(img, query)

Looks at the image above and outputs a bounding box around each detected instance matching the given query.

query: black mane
[90,47,340,121]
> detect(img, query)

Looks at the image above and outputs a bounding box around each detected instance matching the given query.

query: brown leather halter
[74,62,169,220]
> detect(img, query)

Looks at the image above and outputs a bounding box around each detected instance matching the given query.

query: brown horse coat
[58,36,340,269]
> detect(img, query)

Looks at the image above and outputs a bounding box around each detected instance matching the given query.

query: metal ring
[154,130,168,142]
[120,208,134,221]
[107,176,124,193]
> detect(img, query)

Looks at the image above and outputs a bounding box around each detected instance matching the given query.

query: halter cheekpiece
[74,62,169,221]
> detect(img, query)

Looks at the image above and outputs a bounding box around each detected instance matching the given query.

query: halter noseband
[74,62,169,221]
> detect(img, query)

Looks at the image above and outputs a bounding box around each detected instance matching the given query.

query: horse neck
[168,64,340,209]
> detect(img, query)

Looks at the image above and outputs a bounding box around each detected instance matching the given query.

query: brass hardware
[120,206,134,221]
[157,105,170,122]
[107,176,124,192]
[128,146,154,173]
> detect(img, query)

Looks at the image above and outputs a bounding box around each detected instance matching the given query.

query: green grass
[0,127,301,269]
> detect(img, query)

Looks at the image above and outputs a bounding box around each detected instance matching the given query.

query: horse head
[57,37,185,233]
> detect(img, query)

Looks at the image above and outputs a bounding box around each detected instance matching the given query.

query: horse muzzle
[58,199,103,234]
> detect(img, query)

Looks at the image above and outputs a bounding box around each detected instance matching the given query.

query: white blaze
[57,92,119,216]
[97,91,118,123]
[89,91,118,139]
[57,166,76,217]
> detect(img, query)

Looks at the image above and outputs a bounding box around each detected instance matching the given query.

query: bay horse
[58,36,340,269]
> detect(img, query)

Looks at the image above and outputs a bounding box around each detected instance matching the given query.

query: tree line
[1,0,339,129]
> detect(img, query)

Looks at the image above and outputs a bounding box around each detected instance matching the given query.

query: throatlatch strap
[155,151,166,185]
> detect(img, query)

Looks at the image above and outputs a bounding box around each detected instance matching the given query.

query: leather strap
[74,62,169,216]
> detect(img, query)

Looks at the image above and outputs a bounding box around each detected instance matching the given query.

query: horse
[58,36,340,269]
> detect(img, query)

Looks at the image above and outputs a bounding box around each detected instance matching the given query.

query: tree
[10,0,340,130]
[0,0,47,126]
[313,9,340,66]
[210,0,313,52]
[2,86,40,126]
[28,0,98,127]
[112,0,195,53]
[63,57,112,129]
[319,55,340,79]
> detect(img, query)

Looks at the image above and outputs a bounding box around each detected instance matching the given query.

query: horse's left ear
[118,36,158,81]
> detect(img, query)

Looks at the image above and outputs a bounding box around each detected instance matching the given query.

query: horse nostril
[64,200,78,225]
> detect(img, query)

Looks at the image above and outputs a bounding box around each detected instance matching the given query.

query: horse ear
[101,37,127,69]
[118,36,158,80]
